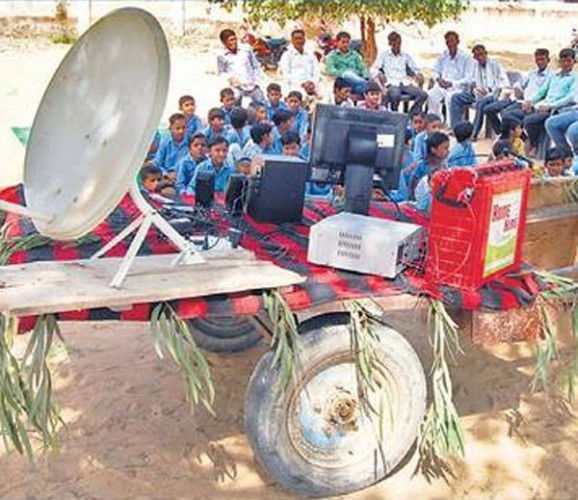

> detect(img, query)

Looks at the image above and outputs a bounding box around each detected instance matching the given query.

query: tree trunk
[359,15,377,66]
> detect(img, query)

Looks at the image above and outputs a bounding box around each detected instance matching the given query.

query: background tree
[209,0,467,64]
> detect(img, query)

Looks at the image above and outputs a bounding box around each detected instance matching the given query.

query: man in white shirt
[450,44,509,140]
[217,28,265,105]
[279,29,320,96]
[484,48,552,134]
[427,31,471,125]
[370,31,427,115]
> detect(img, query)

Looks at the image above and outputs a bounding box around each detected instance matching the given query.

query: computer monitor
[310,104,408,215]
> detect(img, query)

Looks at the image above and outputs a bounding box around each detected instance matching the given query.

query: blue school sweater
[153,134,189,174]
[189,159,235,193]
[448,141,477,168]
[175,153,206,194]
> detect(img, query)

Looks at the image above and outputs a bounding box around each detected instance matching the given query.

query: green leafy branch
[150,303,215,415]
[262,289,301,393]
[0,313,65,461]
[348,299,394,441]
[416,298,464,481]
[533,272,578,401]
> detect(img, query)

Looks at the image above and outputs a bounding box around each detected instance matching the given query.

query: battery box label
[484,189,523,277]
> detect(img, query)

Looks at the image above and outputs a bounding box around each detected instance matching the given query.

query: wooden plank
[0,252,305,317]
[523,213,578,270]
[528,177,578,210]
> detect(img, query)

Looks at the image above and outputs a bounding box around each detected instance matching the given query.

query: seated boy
[265,82,288,121]
[281,131,301,157]
[448,121,477,168]
[153,113,189,181]
[327,77,354,107]
[179,95,203,137]
[286,90,309,140]
[140,165,163,194]
[544,147,570,178]
[412,113,443,163]
[229,107,251,148]
[220,87,236,125]
[175,132,207,194]
[202,107,236,145]
[358,80,386,110]
[189,136,235,193]
[241,122,274,159]
[270,109,295,154]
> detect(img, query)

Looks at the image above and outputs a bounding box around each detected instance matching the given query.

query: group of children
[139,76,575,212]
[140,85,314,200]
[389,109,576,213]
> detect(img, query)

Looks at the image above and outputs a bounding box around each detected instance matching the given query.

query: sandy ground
[1,8,578,500]
[1,313,577,500]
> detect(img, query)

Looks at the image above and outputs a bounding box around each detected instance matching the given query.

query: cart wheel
[188,316,262,353]
[244,314,426,497]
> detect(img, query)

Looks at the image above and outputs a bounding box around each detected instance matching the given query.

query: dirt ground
[1,8,578,500]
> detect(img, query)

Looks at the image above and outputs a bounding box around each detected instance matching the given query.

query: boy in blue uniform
[265,83,288,120]
[220,87,236,125]
[448,121,477,168]
[153,113,189,181]
[270,109,295,154]
[175,133,207,194]
[413,132,450,212]
[242,122,274,159]
[189,136,235,193]
[286,90,309,140]
[412,113,443,164]
[229,107,251,148]
[179,95,203,138]
[281,131,301,157]
[203,108,237,145]
[140,165,163,194]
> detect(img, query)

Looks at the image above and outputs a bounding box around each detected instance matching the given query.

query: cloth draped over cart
[0,184,544,332]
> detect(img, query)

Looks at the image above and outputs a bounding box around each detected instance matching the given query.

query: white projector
[307,213,425,278]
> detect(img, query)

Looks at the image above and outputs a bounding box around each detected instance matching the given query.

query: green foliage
[209,0,466,28]
[0,314,65,461]
[534,272,578,401]
[263,289,302,393]
[417,298,464,482]
[348,299,394,441]
[150,304,215,414]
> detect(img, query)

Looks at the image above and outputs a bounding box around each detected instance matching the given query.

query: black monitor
[310,104,408,215]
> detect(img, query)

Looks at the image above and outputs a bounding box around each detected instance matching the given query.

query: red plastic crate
[425,161,531,291]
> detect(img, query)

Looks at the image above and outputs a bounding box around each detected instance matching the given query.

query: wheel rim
[286,353,399,470]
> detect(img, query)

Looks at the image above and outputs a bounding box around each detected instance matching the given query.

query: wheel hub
[286,357,396,469]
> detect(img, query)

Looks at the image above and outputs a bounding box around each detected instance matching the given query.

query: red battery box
[425,161,531,291]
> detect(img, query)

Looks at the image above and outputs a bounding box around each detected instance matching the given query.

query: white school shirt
[370,49,420,86]
[516,67,553,101]
[432,49,471,91]
[217,43,262,90]
[467,58,509,93]
[279,45,320,89]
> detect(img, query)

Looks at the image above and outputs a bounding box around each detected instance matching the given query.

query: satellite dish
[23,7,170,240]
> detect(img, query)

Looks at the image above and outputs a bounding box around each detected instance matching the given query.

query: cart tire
[244,314,426,497]
[188,317,262,353]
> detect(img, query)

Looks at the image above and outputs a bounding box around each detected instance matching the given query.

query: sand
[1,7,578,499]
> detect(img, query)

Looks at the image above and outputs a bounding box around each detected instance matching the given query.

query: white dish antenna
[0,8,204,287]
[25,7,168,239]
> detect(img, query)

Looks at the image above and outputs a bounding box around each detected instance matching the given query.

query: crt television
[310,104,408,214]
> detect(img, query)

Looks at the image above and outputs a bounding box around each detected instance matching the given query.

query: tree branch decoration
[262,289,302,393]
[533,272,578,401]
[150,303,215,415]
[0,313,65,460]
[348,299,394,441]
[416,298,465,482]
